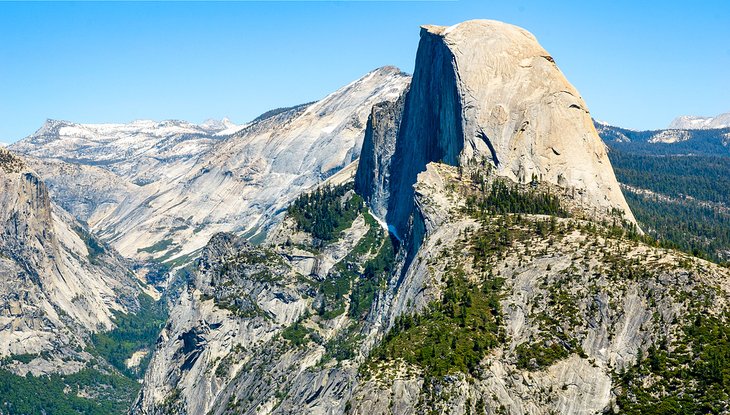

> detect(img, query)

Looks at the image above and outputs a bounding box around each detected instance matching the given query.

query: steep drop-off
[377,21,635,239]
[130,20,730,415]
[0,148,149,373]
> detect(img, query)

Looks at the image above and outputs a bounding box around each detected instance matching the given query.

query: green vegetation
[288,183,364,241]
[368,271,504,377]
[611,152,730,206]
[90,294,167,379]
[349,232,395,319]
[322,324,362,362]
[605,147,730,264]
[464,178,567,219]
[281,320,313,347]
[515,332,584,370]
[72,225,106,264]
[0,368,140,415]
[136,238,174,254]
[599,123,730,158]
[615,310,730,414]
[316,207,395,320]
[623,190,730,264]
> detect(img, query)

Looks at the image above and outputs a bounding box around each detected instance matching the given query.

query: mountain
[381,22,635,237]
[12,118,238,185]
[0,148,144,362]
[669,111,730,129]
[10,118,237,234]
[596,120,730,155]
[596,120,730,263]
[127,20,730,415]
[11,67,410,264]
[0,147,164,412]
[20,156,143,228]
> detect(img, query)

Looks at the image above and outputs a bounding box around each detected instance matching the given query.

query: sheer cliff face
[354,87,409,222]
[386,20,635,236]
[0,148,141,372]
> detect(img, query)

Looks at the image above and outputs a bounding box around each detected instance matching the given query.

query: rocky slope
[669,111,730,130]
[11,118,239,186]
[11,68,410,264]
[0,147,146,375]
[133,162,730,415]
[130,20,730,415]
[20,156,144,228]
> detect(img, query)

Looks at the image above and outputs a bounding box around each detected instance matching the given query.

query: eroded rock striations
[12,68,410,264]
[0,147,145,375]
[354,87,409,223]
[367,20,636,239]
[133,20,730,415]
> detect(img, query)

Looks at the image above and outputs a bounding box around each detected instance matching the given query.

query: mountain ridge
[669,111,730,130]
[126,20,730,415]
[10,66,410,264]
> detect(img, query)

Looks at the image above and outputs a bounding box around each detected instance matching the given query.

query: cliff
[0,147,144,374]
[132,20,730,415]
[368,20,636,238]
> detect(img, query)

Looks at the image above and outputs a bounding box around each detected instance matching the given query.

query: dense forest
[0,368,139,415]
[610,152,730,206]
[599,124,730,265]
[597,121,730,156]
[0,294,167,414]
[288,183,364,241]
[91,294,168,379]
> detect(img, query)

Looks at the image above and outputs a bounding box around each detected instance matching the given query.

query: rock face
[11,68,410,263]
[669,111,730,130]
[133,161,730,415]
[0,148,144,374]
[384,20,635,237]
[11,118,237,186]
[129,20,730,415]
[21,156,143,227]
[354,87,409,223]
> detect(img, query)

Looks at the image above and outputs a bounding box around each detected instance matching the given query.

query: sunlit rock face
[11,67,410,263]
[0,148,141,374]
[385,20,635,238]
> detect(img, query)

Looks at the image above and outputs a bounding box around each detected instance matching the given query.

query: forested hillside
[599,122,730,264]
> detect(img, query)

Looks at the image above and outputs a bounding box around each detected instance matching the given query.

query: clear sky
[1,0,728,143]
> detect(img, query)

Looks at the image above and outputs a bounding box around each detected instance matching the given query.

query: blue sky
[1,1,728,142]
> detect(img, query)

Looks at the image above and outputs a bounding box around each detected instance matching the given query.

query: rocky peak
[377,19,635,237]
[668,111,730,130]
[0,150,143,365]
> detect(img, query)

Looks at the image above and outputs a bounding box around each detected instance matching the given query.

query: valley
[1,16,728,415]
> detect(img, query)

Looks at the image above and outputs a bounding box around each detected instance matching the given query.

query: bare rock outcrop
[0,147,143,374]
[387,20,635,236]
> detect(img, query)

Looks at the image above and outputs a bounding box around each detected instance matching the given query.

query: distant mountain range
[2,19,729,415]
[669,111,730,129]
[595,119,730,155]
[9,67,409,264]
